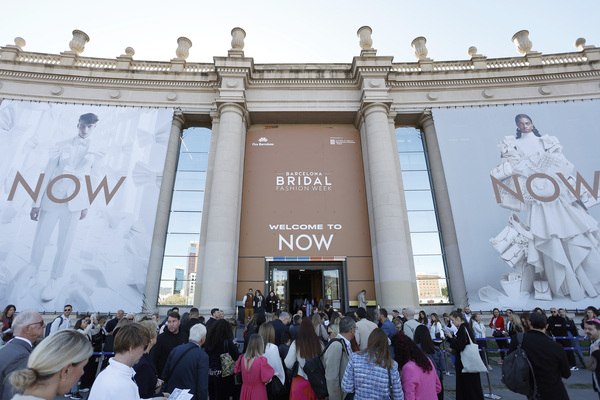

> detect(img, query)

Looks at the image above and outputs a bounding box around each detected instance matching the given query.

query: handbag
[460,330,488,373]
[220,340,235,377]
[533,280,552,301]
[490,214,533,268]
[286,360,299,386]
[271,376,286,396]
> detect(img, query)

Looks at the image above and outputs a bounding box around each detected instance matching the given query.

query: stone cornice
[0,69,215,88]
[388,70,600,88]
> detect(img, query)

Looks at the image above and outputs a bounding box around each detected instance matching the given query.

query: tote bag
[460,330,487,373]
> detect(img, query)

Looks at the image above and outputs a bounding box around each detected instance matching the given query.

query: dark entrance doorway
[268,262,344,314]
[288,269,322,314]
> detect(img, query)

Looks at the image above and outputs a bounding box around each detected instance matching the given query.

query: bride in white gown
[490,114,600,301]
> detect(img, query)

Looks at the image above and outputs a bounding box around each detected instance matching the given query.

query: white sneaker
[41,279,60,301]
[487,365,493,371]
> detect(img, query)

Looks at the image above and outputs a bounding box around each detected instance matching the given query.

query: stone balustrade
[3,44,596,76]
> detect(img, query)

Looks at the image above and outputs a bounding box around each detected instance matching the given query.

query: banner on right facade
[433,102,600,310]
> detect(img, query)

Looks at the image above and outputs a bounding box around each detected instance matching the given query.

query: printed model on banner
[480,113,600,306]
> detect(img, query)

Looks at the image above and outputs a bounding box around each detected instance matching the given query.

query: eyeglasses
[29,320,45,327]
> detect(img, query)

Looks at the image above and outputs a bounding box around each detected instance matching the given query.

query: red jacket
[489,315,505,334]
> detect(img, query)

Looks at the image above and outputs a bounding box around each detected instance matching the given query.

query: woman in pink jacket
[234,334,275,400]
[392,333,441,400]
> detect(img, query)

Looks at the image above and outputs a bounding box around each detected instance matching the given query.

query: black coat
[180,318,202,337]
[151,329,188,377]
[269,319,290,346]
[133,353,160,398]
[449,323,484,400]
[265,295,278,313]
[508,329,571,400]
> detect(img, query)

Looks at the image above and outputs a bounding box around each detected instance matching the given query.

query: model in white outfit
[492,114,600,301]
[25,113,103,301]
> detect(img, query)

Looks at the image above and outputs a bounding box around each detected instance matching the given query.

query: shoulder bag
[460,329,487,373]
[221,339,236,377]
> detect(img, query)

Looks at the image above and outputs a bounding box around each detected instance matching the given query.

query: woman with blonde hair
[342,328,404,399]
[258,323,285,400]
[327,324,340,341]
[235,334,274,400]
[429,313,443,341]
[311,313,328,344]
[9,330,92,400]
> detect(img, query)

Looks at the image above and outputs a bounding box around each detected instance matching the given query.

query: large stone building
[1,27,599,316]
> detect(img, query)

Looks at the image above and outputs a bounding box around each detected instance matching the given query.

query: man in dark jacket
[205,308,219,328]
[151,311,188,377]
[0,310,45,399]
[269,311,291,345]
[548,307,577,370]
[560,308,586,368]
[180,307,202,337]
[509,311,571,400]
[162,324,209,400]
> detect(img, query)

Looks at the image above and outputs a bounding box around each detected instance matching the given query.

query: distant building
[174,268,184,295]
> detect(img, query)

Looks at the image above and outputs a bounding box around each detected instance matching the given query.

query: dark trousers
[557,338,576,366]
[495,337,508,360]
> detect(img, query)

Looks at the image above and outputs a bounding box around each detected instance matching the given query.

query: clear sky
[1,1,598,64]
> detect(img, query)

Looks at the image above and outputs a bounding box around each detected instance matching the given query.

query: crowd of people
[0,301,599,400]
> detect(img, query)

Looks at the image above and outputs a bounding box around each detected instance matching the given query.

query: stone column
[193,112,219,310]
[143,112,185,313]
[361,103,419,309]
[420,112,468,306]
[197,103,246,316]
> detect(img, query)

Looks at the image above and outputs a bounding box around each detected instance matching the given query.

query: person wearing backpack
[46,304,72,336]
[284,319,323,399]
[323,316,355,400]
[508,311,571,400]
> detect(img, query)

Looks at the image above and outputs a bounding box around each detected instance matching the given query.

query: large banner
[0,100,173,312]
[239,126,372,257]
[434,102,600,310]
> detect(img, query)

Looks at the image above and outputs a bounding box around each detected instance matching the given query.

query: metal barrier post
[442,340,455,376]
[483,346,501,399]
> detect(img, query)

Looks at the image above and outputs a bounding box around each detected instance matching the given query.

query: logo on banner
[329,136,356,145]
[275,171,333,192]
[252,137,274,147]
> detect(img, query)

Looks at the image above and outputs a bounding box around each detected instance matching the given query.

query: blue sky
[1,1,599,63]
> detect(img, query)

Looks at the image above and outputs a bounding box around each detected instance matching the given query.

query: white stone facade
[1,28,599,315]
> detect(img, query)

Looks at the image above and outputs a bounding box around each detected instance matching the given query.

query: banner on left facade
[0,99,173,312]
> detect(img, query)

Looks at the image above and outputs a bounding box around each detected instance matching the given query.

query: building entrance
[268,262,344,314]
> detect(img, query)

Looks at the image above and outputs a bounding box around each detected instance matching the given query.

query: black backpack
[501,333,537,398]
[44,315,63,337]
[303,338,347,399]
